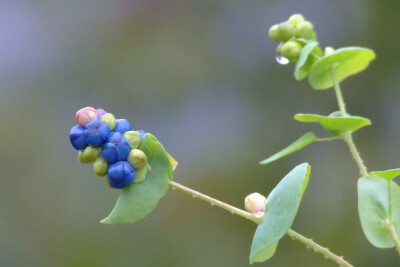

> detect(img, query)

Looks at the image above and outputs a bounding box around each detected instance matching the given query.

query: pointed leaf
[250,163,311,264]
[294,113,371,135]
[358,176,400,248]
[294,41,321,81]
[370,169,400,181]
[308,47,376,90]
[259,132,316,165]
[101,133,173,224]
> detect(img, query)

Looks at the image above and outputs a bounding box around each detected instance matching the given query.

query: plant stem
[316,136,341,142]
[342,133,369,177]
[168,180,353,266]
[331,68,347,117]
[385,223,400,256]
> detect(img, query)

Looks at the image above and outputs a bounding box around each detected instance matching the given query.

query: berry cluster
[268,14,316,63]
[69,107,150,189]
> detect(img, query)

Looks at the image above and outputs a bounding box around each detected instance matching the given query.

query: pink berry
[75,107,97,127]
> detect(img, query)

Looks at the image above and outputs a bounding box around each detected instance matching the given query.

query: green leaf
[294,113,371,135]
[250,163,311,264]
[101,133,173,224]
[259,132,316,165]
[370,169,400,181]
[294,41,321,81]
[308,47,376,90]
[358,176,400,248]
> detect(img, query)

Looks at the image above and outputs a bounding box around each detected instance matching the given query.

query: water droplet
[276,55,289,65]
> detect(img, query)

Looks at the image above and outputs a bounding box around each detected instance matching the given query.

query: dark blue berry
[69,125,87,150]
[114,119,131,134]
[85,119,111,146]
[107,161,136,189]
[101,132,131,163]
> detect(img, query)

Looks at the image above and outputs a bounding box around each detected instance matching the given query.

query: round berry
[100,113,116,131]
[96,108,108,118]
[128,149,148,169]
[75,107,97,127]
[107,161,136,189]
[295,21,314,39]
[85,119,111,146]
[101,132,131,163]
[288,14,305,27]
[93,157,108,176]
[281,41,303,62]
[268,24,281,42]
[123,131,142,149]
[277,22,294,42]
[70,125,87,150]
[114,119,131,134]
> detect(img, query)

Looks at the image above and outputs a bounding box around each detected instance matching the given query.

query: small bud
[107,161,136,189]
[96,108,108,118]
[244,192,267,217]
[128,149,148,169]
[324,46,334,56]
[288,14,305,27]
[268,24,281,42]
[85,119,111,146]
[82,145,101,162]
[277,22,294,42]
[114,119,131,135]
[276,43,284,54]
[93,157,108,176]
[78,151,90,164]
[101,132,131,163]
[75,107,97,127]
[123,131,141,149]
[132,166,149,184]
[70,125,87,150]
[280,41,302,62]
[100,113,116,131]
[295,21,314,39]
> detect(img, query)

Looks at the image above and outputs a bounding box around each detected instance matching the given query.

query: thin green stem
[342,133,369,177]
[168,180,353,266]
[385,222,400,256]
[315,136,341,142]
[331,68,347,117]
[388,181,392,222]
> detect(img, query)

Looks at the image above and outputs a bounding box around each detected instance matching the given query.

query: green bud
[276,43,284,54]
[288,14,305,27]
[128,149,148,169]
[78,151,91,164]
[280,41,302,62]
[133,165,151,184]
[93,157,109,177]
[268,24,281,42]
[82,145,101,162]
[295,21,314,39]
[100,113,116,131]
[324,46,334,56]
[244,192,267,217]
[123,131,141,149]
[277,22,294,42]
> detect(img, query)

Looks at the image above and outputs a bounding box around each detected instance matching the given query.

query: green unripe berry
[100,113,116,131]
[82,145,101,162]
[276,43,284,54]
[128,149,148,169]
[288,14,305,27]
[277,22,294,41]
[280,41,302,62]
[123,131,141,149]
[78,151,91,164]
[133,166,150,184]
[295,21,314,39]
[268,24,281,42]
[93,157,109,177]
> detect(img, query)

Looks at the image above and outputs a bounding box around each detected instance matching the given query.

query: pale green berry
[268,24,281,42]
[281,41,302,62]
[276,43,284,54]
[277,22,294,41]
[93,157,108,177]
[128,149,148,169]
[100,113,116,131]
[133,166,150,184]
[295,21,314,39]
[123,131,141,149]
[78,151,90,164]
[82,146,101,162]
[288,14,305,27]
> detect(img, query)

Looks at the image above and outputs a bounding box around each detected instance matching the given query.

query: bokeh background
[1,1,400,266]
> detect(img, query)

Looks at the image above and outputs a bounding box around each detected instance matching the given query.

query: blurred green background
[1,1,400,266]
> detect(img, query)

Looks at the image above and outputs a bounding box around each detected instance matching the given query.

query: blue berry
[85,119,111,146]
[107,161,136,189]
[69,125,87,150]
[114,119,131,134]
[101,132,131,163]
